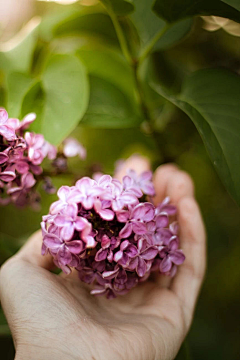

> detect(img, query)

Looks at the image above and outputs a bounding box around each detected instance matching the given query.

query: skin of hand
[0,157,206,360]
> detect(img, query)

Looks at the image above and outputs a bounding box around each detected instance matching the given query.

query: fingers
[153,164,179,205]
[170,197,206,327]
[160,167,205,327]
[154,165,206,329]
[114,154,151,180]
[15,230,55,270]
[165,170,195,204]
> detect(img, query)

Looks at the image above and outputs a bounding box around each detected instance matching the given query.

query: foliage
[0,0,239,204]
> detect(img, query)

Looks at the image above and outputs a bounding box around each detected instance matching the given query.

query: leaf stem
[138,24,170,65]
[108,9,133,65]
[105,8,171,160]
[132,60,164,157]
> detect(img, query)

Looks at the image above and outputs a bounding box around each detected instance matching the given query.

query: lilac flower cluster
[0,108,57,206]
[41,170,185,299]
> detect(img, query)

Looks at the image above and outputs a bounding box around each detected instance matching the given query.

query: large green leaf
[99,0,134,15]
[39,7,78,41]
[153,69,240,205]
[21,81,45,132]
[153,0,240,23]
[54,12,118,44]
[21,54,89,145]
[0,18,40,74]
[76,47,135,100]
[131,0,192,54]
[6,72,34,118]
[82,75,143,128]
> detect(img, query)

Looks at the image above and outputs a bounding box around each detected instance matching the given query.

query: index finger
[170,196,206,327]
[15,230,55,270]
[160,169,206,327]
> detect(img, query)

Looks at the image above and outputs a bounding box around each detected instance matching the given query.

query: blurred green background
[0,1,240,359]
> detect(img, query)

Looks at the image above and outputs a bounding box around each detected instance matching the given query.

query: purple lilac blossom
[0,108,57,207]
[42,171,185,299]
[63,137,86,160]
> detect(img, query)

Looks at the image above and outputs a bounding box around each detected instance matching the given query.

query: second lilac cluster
[41,170,185,299]
[0,108,57,207]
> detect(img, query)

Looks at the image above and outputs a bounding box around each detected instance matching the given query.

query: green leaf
[99,0,134,15]
[76,47,135,100]
[82,75,143,128]
[221,0,240,11]
[153,69,240,205]
[0,18,40,73]
[153,0,240,23]
[54,12,118,44]
[6,72,34,118]
[130,0,192,56]
[21,81,45,132]
[22,54,89,146]
[39,7,78,41]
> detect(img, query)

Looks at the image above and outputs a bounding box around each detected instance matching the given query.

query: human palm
[0,158,206,360]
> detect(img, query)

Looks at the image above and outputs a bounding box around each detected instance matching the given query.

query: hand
[0,157,206,360]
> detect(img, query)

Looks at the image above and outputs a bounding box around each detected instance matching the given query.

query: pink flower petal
[19,113,36,130]
[57,186,71,202]
[141,182,155,196]
[120,192,138,205]
[156,228,172,245]
[170,250,185,265]
[119,222,133,238]
[21,172,36,188]
[132,221,146,235]
[0,152,8,165]
[139,171,152,182]
[169,221,179,235]
[132,202,155,221]
[155,213,169,228]
[0,170,16,182]
[0,125,16,141]
[60,223,75,241]
[82,196,94,210]
[43,234,62,249]
[113,250,123,263]
[69,254,80,267]
[162,205,177,216]
[160,256,172,273]
[116,210,129,222]
[125,244,138,258]
[99,208,115,221]
[0,109,8,125]
[98,174,112,187]
[141,247,158,260]
[67,203,78,219]
[102,268,119,280]
[128,257,138,270]
[50,200,65,214]
[84,235,96,248]
[66,240,83,254]
[58,245,72,266]
[95,248,108,261]
[75,217,88,231]
[169,236,179,251]
[15,161,29,174]
[136,257,147,277]
[101,235,111,248]
[54,215,68,227]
